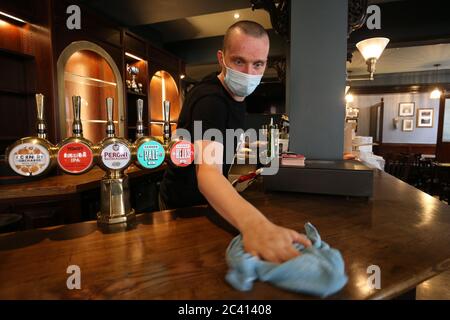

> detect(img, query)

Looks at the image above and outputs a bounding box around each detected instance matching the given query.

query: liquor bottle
[56,96,95,174]
[134,100,166,170]
[98,97,132,174]
[6,94,56,177]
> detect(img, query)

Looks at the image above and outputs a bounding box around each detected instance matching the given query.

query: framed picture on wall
[399,102,415,116]
[417,108,434,128]
[402,119,414,132]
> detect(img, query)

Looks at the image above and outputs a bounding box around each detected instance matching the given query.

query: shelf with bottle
[124,52,149,141]
[125,53,148,96]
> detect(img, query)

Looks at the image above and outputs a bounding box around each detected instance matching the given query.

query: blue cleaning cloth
[225,222,348,298]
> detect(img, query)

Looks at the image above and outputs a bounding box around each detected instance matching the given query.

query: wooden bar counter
[0,169,450,299]
[0,165,166,200]
[0,165,166,229]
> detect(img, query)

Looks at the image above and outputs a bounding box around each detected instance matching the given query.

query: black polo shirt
[159,73,246,209]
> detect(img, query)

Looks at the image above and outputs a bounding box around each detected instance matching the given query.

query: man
[160,21,311,263]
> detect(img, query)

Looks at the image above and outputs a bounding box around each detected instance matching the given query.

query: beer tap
[6,94,56,177]
[56,96,95,175]
[97,97,135,225]
[134,99,166,170]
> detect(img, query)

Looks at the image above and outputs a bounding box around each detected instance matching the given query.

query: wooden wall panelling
[0,0,56,147]
[124,31,147,59]
[148,44,180,78]
[51,7,123,76]
[51,0,124,81]
[0,51,36,154]
[0,0,37,25]
[52,0,122,50]
[1,0,185,149]
[52,0,125,142]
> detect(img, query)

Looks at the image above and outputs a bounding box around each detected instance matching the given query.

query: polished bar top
[0,170,450,299]
[0,164,166,200]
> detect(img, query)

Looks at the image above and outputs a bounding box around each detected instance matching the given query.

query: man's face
[219,29,269,76]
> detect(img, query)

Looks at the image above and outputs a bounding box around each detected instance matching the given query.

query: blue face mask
[223,58,263,97]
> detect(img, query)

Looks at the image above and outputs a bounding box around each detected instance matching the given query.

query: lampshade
[430,88,442,99]
[356,37,390,61]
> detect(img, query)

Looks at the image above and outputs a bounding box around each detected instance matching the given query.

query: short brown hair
[223,20,268,52]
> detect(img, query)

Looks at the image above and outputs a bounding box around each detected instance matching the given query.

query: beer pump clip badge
[137,140,165,169]
[8,142,51,176]
[101,142,132,170]
[57,96,95,174]
[7,94,54,177]
[170,140,194,167]
[57,142,94,174]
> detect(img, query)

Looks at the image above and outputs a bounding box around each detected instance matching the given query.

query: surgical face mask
[222,57,263,97]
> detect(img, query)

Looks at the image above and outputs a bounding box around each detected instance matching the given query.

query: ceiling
[83,0,252,26]
[150,8,271,43]
[348,43,450,75]
[188,43,450,82]
[82,0,450,81]
[85,0,403,43]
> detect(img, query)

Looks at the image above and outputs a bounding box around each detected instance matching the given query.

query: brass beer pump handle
[35,93,46,139]
[136,99,144,139]
[36,94,44,121]
[163,100,171,145]
[106,97,115,137]
[163,100,170,123]
[72,96,83,137]
[137,99,143,122]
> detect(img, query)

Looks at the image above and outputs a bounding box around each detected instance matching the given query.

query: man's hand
[242,220,312,264]
[195,140,312,264]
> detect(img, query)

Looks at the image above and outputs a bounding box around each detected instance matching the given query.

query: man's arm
[195,140,311,263]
